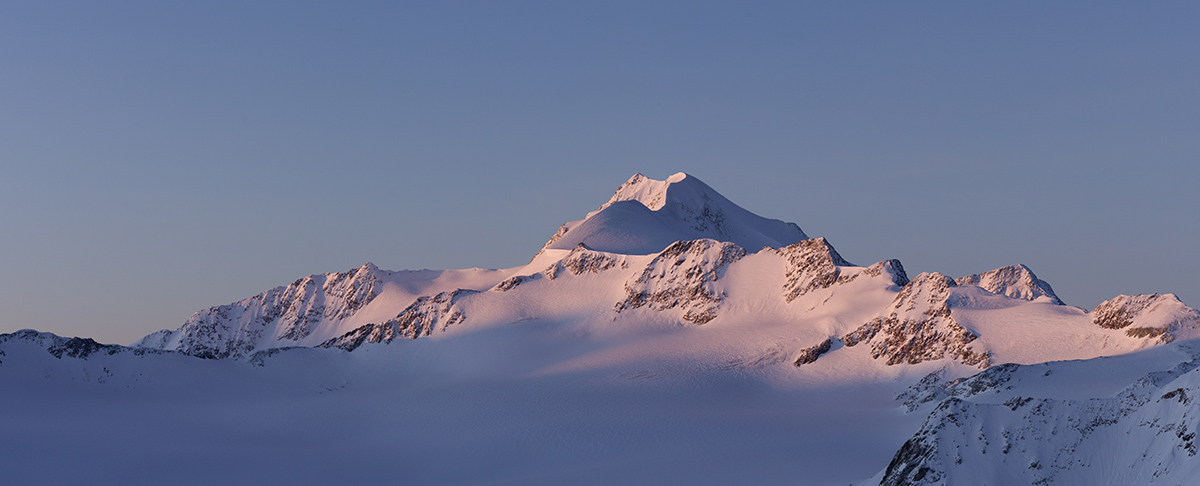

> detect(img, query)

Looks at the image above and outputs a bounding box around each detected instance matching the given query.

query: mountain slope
[7,171,1200,485]
[536,172,808,256]
[876,341,1200,486]
[134,172,1196,375]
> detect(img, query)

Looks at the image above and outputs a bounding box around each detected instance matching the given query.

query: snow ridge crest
[955,263,1063,305]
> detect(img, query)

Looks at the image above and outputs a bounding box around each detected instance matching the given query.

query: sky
[2,2,1198,345]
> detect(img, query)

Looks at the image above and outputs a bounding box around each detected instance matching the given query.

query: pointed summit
[955,264,1064,305]
[597,172,688,212]
[537,172,808,256]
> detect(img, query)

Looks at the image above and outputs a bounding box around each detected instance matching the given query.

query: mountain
[535,172,808,256]
[5,171,1199,485]
[136,173,1188,372]
[876,341,1200,485]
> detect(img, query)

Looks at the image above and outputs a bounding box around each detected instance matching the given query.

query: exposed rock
[878,356,1200,485]
[843,273,990,368]
[47,337,123,359]
[137,263,384,358]
[862,259,911,288]
[881,429,943,486]
[494,274,536,292]
[1125,327,1168,339]
[775,238,852,302]
[955,264,1063,305]
[1092,294,1200,343]
[793,338,833,366]
[532,223,571,261]
[1093,294,1163,329]
[320,289,478,351]
[615,239,746,324]
[543,243,620,280]
[602,173,668,211]
[1,330,170,361]
[897,368,953,412]
[277,263,384,340]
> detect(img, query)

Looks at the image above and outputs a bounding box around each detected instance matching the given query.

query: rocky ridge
[843,273,990,368]
[135,263,383,358]
[1,329,169,362]
[879,346,1200,486]
[1092,293,1200,342]
[320,289,478,351]
[955,264,1063,305]
[615,239,746,325]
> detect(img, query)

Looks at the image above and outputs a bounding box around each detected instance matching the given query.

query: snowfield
[3,172,1197,485]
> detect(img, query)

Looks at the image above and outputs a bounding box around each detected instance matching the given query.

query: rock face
[878,351,1200,486]
[615,239,746,324]
[793,338,834,366]
[1,330,167,361]
[955,264,1063,305]
[843,273,990,368]
[776,238,853,302]
[863,259,911,288]
[320,289,479,351]
[543,243,622,280]
[126,171,1197,371]
[135,263,383,358]
[1092,293,1200,342]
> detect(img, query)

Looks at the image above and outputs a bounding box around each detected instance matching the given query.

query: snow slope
[874,340,1200,486]
[4,171,1199,485]
[535,172,808,256]
[135,173,1190,373]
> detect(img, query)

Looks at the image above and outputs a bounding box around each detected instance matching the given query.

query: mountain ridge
[7,171,1200,485]
[134,173,1198,376]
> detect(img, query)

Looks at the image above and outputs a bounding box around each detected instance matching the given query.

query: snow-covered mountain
[135,172,1190,371]
[536,172,808,256]
[876,341,1200,485]
[4,171,1199,485]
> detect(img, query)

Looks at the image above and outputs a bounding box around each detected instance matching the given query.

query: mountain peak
[955,263,1063,305]
[597,171,695,212]
[538,172,807,256]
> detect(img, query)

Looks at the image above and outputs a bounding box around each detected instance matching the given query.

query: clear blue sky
[3,2,1198,344]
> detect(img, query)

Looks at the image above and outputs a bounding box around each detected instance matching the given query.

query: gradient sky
[2,2,1198,345]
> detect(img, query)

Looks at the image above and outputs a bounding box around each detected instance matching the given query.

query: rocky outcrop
[776,238,852,302]
[862,259,911,287]
[843,273,990,368]
[955,264,1063,305]
[878,354,1200,486]
[1094,294,1159,330]
[543,243,621,280]
[1092,293,1200,342]
[320,289,478,351]
[135,263,384,358]
[793,338,834,366]
[615,239,746,324]
[493,274,536,292]
[532,223,571,261]
[2,330,168,361]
